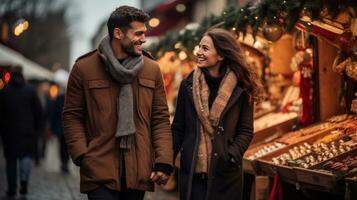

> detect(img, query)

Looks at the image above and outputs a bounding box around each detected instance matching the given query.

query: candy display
[276,139,353,168]
[247,142,287,160]
[320,155,357,173]
[269,122,357,168]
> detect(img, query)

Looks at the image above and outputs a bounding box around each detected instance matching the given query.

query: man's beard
[121,40,142,56]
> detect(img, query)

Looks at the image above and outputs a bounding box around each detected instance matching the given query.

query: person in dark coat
[51,69,70,173]
[0,70,42,197]
[34,80,51,166]
[50,92,69,173]
[172,28,262,200]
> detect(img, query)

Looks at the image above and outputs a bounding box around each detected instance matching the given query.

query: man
[0,69,42,197]
[62,5,173,200]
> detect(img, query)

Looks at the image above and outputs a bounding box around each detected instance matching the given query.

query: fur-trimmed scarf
[192,67,237,173]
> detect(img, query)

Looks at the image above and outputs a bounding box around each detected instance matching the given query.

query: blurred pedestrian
[34,80,51,166]
[62,5,173,200]
[172,28,262,200]
[0,69,42,197]
[51,69,70,173]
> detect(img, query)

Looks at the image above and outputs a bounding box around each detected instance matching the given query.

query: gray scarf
[98,35,143,149]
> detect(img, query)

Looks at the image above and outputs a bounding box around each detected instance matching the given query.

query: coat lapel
[221,86,243,117]
[184,72,195,104]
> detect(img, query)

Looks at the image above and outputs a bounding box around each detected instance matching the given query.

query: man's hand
[150,171,169,185]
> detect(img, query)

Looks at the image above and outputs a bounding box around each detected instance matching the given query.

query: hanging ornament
[263,23,283,42]
[290,51,311,72]
[291,49,313,126]
[332,57,351,74]
[346,60,357,80]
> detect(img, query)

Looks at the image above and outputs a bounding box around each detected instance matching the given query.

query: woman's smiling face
[196,35,223,69]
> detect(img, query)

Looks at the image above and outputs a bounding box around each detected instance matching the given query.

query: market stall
[242,10,357,200]
[148,1,357,198]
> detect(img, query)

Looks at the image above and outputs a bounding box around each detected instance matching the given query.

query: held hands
[150,171,169,185]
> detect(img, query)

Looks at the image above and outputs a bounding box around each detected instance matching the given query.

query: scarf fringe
[120,135,133,149]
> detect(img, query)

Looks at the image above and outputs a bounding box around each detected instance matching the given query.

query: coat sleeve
[151,67,173,167]
[171,81,186,160]
[62,63,88,163]
[227,91,253,163]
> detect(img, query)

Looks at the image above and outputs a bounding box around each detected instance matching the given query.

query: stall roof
[0,44,53,80]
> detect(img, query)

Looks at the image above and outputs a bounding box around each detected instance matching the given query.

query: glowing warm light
[4,71,10,83]
[149,18,160,28]
[49,85,58,99]
[193,45,199,56]
[0,79,4,90]
[23,20,29,30]
[253,41,263,49]
[176,4,186,12]
[174,42,181,49]
[178,51,187,60]
[13,19,29,36]
[232,27,236,31]
[14,25,24,36]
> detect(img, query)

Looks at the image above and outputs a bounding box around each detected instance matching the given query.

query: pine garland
[148,0,357,59]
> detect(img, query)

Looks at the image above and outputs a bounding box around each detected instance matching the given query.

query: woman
[172,28,262,200]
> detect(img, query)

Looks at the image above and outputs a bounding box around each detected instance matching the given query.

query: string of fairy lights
[148,0,356,59]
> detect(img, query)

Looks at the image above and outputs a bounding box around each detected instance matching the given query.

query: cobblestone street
[0,138,178,200]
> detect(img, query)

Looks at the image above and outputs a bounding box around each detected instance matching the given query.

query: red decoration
[269,174,283,200]
[299,62,314,126]
[3,71,10,83]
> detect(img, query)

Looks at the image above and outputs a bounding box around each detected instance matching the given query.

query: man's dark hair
[107,5,150,39]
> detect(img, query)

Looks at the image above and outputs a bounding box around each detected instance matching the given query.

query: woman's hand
[150,171,169,185]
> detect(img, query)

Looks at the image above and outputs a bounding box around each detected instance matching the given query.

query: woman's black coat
[172,72,253,200]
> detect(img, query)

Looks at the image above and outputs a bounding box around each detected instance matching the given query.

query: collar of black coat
[202,66,227,90]
[184,68,244,116]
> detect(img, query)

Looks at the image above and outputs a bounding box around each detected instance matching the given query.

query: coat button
[213,153,218,157]
[217,131,221,135]
[230,157,236,163]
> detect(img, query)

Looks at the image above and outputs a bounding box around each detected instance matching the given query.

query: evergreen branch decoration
[148,0,356,59]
